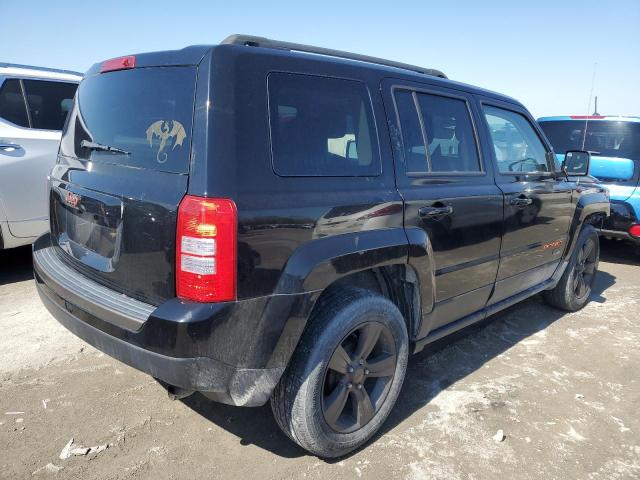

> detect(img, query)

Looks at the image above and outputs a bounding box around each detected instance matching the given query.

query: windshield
[60,66,196,174]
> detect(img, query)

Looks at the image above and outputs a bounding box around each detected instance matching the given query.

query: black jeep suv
[33,35,609,457]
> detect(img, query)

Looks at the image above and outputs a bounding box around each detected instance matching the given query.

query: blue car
[538,115,640,246]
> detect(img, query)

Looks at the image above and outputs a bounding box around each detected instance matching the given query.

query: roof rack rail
[0,62,82,77]
[221,34,447,79]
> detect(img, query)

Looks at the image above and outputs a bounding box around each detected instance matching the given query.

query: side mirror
[562,150,591,176]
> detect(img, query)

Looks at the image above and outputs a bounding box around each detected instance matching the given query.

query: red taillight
[100,55,136,73]
[176,195,237,302]
[629,224,640,238]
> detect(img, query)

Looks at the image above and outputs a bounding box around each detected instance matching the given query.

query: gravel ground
[0,241,639,479]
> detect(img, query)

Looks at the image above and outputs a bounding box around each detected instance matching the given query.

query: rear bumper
[33,235,315,406]
[598,229,640,243]
[598,200,640,244]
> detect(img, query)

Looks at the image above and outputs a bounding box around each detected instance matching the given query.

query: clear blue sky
[2,0,638,118]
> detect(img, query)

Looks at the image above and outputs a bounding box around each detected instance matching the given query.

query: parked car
[538,116,640,248]
[0,63,81,249]
[33,35,609,457]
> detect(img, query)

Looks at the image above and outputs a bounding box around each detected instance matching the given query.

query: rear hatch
[51,50,206,305]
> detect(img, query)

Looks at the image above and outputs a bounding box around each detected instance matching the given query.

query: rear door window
[22,80,77,130]
[268,72,380,177]
[66,66,197,173]
[0,79,29,128]
[416,93,481,173]
[394,89,481,174]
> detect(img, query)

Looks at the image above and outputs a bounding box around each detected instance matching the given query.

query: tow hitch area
[158,381,194,401]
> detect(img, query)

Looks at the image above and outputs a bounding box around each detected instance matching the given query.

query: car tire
[544,225,600,311]
[271,287,409,458]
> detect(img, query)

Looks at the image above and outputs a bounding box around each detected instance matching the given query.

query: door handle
[418,205,454,219]
[510,197,533,207]
[0,143,21,152]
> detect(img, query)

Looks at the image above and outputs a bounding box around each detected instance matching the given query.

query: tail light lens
[629,224,640,238]
[176,195,237,302]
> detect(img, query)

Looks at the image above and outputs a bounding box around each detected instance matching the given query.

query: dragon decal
[145,120,187,164]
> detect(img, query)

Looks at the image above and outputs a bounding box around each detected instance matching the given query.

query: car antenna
[593,96,599,116]
[581,61,598,150]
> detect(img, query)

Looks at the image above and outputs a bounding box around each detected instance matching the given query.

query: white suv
[0,63,81,249]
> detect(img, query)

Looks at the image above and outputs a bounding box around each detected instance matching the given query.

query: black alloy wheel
[573,236,598,301]
[322,321,397,433]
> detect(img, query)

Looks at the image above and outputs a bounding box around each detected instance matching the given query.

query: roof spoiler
[221,34,448,80]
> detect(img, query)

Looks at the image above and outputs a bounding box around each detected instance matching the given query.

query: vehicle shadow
[181,268,617,460]
[599,238,640,267]
[0,245,33,286]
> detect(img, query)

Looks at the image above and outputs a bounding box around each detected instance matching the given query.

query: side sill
[413,278,554,354]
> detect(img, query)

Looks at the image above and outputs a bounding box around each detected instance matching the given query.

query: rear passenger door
[382,80,503,337]
[478,100,573,304]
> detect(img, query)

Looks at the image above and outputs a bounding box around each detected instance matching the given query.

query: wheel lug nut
[348,367,354,373]
[357,384,363,390]
[359,358,364,365]
[347,382,353,389]
[364,369,369,375]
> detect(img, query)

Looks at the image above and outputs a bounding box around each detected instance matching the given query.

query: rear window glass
[268,73,380,177]
[22,80,77,130]
[68,66,196,173]
[539,120,640,185]
[539,120,640,160]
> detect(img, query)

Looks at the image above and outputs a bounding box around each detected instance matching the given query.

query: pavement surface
[0,240,639,479]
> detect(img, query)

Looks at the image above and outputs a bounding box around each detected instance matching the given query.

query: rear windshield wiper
[81,140,130,155]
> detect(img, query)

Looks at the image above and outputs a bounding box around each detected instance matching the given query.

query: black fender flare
[275,228,410,294]
[552,187,609,283]
[267,227,435,365]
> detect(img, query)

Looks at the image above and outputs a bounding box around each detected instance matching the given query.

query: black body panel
[36,39,610,406]
[48,160,187,305]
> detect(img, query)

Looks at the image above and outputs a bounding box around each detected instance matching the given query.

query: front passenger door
[480,101,573,304]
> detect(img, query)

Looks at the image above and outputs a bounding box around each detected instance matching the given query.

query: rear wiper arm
[81,140,130,155]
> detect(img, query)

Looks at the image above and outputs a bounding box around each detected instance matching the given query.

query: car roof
[538,115,640,123]
[0,63,82,82]
[84,36,523,109]
[216,36,523,107]
[236,44,522,107]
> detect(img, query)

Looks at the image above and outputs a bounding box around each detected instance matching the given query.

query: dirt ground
[0,241,639,480]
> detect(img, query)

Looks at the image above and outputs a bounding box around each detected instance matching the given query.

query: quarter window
[483,106,549,174]
[395,91,427,172]
[394,90,481,173]
[268,73,380,177]
[0,79,29,128]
